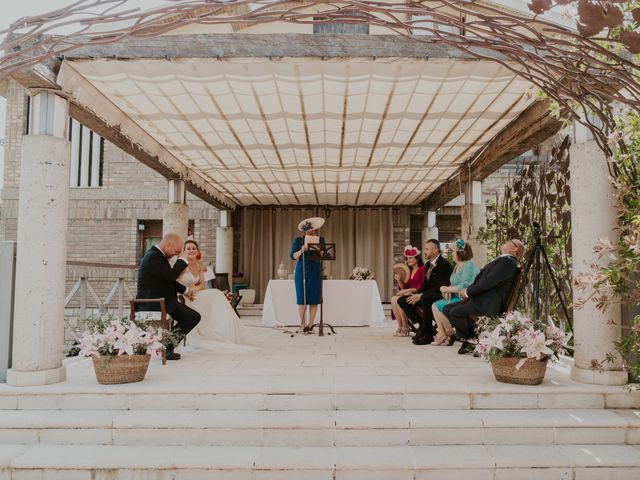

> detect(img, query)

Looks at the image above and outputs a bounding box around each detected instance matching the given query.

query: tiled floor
[0,319,634,400]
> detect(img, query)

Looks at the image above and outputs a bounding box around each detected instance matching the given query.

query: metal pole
[0,241,17,382]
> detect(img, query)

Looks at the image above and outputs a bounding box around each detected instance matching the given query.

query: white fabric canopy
[61,57,534,206]
[262,280,386,327]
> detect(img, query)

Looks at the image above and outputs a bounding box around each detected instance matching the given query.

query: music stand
[308,243,336,336]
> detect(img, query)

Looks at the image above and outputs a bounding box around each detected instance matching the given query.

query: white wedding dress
[177,268,248,349]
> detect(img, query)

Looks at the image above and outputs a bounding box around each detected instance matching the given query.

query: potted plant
[475,311,570,385]
[78,316,164,385]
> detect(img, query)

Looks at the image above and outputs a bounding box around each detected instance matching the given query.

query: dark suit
[443,255,518,340]
[398,255,452,343]
[137,246,201,344]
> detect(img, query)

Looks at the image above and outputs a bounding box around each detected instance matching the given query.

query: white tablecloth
[261,280,386,327]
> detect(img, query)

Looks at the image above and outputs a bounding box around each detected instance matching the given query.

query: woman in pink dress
[390,246,426,337]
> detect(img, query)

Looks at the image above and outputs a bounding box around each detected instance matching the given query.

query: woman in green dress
[432,239,480,345]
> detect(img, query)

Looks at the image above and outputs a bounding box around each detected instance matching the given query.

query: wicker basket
[92,354,151,385]
[490,357,548,385]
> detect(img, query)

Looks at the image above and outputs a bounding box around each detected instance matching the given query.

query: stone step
[1,409,638,447]
[2,443,640,479]
[2,380,637,411]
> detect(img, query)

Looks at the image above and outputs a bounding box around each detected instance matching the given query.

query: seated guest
[432,239,480,345]
[391,246,426,337]
[443,239,525,354]
[137,233,201,360]
[398,239,452,345]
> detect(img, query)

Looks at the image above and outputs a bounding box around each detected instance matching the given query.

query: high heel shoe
[397,328,409,337]
[393,328,402,337]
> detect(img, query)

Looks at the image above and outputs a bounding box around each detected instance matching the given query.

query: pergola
[1,0,637,388]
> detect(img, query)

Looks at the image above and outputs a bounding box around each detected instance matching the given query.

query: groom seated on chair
[444,238,525,354]
[397,239,453,345]
[137,233,201,361]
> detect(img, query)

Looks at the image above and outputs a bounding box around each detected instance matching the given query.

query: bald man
[137,233,201,360]
[444,239,525,354]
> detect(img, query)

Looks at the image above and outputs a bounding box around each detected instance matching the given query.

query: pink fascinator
[403,245,420,257]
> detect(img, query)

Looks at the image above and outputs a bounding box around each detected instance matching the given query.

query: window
[69,118,104,187]
[25,98,105,187]
[313,11,369,34]
[412,13,464,36]
[410,214,424,249]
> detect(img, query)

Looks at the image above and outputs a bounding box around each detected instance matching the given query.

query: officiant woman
[290,217,325,333]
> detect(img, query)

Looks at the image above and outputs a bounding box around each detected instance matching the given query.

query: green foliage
[612,316,640,379]
[481,137,573,331]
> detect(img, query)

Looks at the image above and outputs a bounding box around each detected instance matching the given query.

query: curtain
[240,207,395,302]
[355,208,394,301]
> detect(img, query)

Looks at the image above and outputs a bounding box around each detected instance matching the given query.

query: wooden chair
[129,298,172,365]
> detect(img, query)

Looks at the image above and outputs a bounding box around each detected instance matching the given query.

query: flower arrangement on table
[475,310,570,369]
[78,317,164,358]
[350,267,375,281]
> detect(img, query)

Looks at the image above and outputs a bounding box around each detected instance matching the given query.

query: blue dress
[290,236,324,305]
[433,260,480,312]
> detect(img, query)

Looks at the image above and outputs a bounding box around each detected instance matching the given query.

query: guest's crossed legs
[397,292,442,340]
[442,301,482,340]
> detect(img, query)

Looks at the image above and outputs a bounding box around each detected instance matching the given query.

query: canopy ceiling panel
[62,58,534,206]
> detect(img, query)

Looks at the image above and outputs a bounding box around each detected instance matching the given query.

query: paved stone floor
[0,318,634,402]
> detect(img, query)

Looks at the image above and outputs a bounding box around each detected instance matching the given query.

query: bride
[175,239,246,348]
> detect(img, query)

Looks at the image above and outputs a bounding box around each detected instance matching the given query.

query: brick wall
[1,82,221,325]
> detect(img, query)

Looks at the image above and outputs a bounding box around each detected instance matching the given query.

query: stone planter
[91,354,151,385]
[490,357,548,385]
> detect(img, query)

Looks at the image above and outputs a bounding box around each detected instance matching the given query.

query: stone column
[216,210,234,278]
[423,211,439,243]
[7,93,70,386]
[162,179,189,240]
[461,180,487,266]
[570,140,627,385]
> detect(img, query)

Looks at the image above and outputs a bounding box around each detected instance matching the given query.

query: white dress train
[177,269,248,349]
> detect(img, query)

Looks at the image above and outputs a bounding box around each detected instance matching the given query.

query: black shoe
[413,336,433,345]
[457,341,475,355]
[448,335,457,346]
[166,351,182,360]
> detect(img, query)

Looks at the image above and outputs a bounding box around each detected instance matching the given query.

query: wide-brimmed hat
[449,239,467,251]
[393,263,411,283]
[298,217,325,232]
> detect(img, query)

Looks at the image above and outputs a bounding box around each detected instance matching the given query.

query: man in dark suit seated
[137,233,201,360]
[443,239,525,354]
[398,239,453,345]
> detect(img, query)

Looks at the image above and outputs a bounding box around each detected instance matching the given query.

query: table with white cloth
[261,279,386,327]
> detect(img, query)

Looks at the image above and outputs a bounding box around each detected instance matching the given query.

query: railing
[64,261,136,321]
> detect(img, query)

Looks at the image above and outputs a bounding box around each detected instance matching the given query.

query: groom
[137,233,201,360]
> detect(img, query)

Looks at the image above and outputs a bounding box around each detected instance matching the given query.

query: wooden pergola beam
[64,34,510,61]
[421,100,564,210]
[5,61,235,210]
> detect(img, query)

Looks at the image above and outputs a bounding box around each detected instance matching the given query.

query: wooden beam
[7,61,235,210]
[421,100,563,210]
[64,34,509,61]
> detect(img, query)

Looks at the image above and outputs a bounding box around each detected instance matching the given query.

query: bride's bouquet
[350,267,375,281]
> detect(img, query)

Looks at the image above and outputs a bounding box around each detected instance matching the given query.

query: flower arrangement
[78,316,164,358]
[350,267,375,281]
[222,290,234,305]
[475,311,570,369]
[300,221,313,232]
